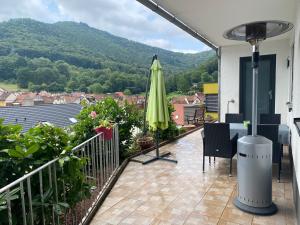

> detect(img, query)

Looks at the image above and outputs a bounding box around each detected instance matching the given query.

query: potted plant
[94,119,113,140]
[136,133,154,150]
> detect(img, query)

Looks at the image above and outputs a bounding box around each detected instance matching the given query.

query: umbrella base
[132,151,177,164]
[142,151,178,165]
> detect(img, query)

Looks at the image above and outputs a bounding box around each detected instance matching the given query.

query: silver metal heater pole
[251,43,259,136]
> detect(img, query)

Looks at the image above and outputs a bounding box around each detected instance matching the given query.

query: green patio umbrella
[146,59,169,131]
[143,57,177,164]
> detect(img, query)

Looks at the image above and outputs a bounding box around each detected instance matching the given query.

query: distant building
[0,103,82,132]
[0,88,7,93]
[114,92,125,100]
[5,93,19,106]
[0,92,10,107]
[171,94,205,125]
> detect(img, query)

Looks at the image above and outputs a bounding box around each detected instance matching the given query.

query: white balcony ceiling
[151,0,296,47]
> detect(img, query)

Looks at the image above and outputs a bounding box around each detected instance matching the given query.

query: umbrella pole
[155,130,159,158]
[143,55,158,135]
[141,129,177,164]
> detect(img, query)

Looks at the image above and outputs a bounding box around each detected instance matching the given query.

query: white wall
[289,0,300,203]
[220,39,291,124]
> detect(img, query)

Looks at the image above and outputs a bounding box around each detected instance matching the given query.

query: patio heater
[223,21,293,215]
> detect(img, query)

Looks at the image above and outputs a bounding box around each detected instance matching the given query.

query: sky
[0,0,210,53]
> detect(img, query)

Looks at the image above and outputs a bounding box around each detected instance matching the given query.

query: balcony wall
[219,39,291,124]
[289,1,300,223]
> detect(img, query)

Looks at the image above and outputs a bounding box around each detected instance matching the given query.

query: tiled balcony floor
[90,130,296,225]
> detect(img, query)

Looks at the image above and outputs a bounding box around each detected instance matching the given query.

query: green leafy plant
[73,97,143,159]
[0,188,20,225]
[0,122,91,225]
[158,103,180,141]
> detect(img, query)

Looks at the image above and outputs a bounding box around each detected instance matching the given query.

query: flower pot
[137,136,154,150]
[95,127,113,140]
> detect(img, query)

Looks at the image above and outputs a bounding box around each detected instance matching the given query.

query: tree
[176,74,190,93]
[16,67,33,88]
[47,82,65,92]
[123,89,132,95]
[88,83,103,94]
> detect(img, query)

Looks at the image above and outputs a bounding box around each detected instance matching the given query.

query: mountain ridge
[0,18,217,94]
[0,18,215,73]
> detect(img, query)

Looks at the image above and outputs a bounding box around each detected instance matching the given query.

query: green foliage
[73,97,143,159]
[165,57,218,93]
[0,188,20,225]
[88,83,103,94]
[158,103,180,140]
[0,121,90,225]
[123,88,132,95]
[0,18,216,94]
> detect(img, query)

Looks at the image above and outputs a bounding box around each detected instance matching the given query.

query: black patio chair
[225,113,244,123]
[260,114,281,124]
[248,124,282,181]
[203,123,238,176]
[186,106,205,125]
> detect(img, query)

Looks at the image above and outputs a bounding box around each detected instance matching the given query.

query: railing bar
[0,158,59,193]
[100,135,104,189]
[6,188,12,225]
[110,138,112,174]
[53,163,59,225]
[116,125,120,167]
[48,165,55,225]
[86,142,89,179]
[115,126,118,169]
[104,140,108,183]
[92,137,96,179]
[111,137,113,173]
[102,135,105,185]
[113,127,115,171]
[39,171,46,225]
[71,131,104,151]
[108,138,111,174]
[82,146,87,181]
[95,134,100,187]
[20,181,27,225]
[61,167,66,203]
[27,177,34,225]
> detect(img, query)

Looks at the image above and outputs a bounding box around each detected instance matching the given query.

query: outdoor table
[229,123,290,145]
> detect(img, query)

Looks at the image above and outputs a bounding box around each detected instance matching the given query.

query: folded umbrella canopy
[146,59,169,131]
[142,58,177,164]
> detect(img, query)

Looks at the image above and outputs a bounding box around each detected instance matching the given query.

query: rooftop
[0,103,82,132]
[90,130,296,225]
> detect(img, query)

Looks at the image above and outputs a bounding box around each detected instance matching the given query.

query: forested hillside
[0,18,217,94]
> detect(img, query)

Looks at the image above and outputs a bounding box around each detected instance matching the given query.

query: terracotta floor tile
[184,211,219,225]
[217,219,241,225]
[194,201,225,218]
[90,130,296,225]
[221,208,253,225]
[118,212,155,225]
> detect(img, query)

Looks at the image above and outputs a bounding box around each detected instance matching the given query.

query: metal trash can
[234,135,277,215]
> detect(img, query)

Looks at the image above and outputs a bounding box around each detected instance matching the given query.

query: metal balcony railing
[0,125,119,225]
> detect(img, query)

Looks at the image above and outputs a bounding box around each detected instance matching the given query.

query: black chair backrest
[225,113,244,123]
[195,107,205,119]
[204,123,231,157]
[260,114,281,124]
[248,124,280,162]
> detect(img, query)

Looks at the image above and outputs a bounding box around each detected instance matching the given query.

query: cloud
[143,39,173,49]
[171,49,200,54]
[0,0,209,53]
[55,0,208,52]
[56,0,180,40]
[0,0,61,22]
